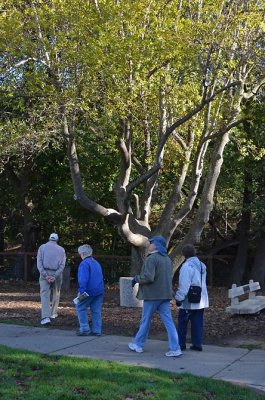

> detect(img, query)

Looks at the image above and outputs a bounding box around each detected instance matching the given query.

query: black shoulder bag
[187,262,202,304]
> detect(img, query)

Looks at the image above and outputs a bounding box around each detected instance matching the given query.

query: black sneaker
[190,345,203,351]
[76,331,90,336]
[180,344,187,351]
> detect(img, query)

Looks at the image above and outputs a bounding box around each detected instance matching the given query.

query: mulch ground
[0,281,265,348]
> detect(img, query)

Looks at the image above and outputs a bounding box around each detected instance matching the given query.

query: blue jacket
[78,256,104,296]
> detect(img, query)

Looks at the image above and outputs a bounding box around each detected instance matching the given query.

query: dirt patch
[0,281,265,349]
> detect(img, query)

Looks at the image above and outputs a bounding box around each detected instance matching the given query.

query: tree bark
[250,230,265,289]
[230,169,252,286]
[0,217,4,252]
[130,245,147,276]
[170,131,231,274]
[4,162,37,251]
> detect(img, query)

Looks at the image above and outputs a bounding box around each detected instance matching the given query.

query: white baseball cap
[49,233,59,241]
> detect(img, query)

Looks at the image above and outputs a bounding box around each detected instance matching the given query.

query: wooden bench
[226,280,265,314]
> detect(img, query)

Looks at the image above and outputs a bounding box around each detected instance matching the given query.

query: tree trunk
[229,218,250,286]
[170,131,230,274]
[130,245,147,276]
[4,162,37,252]
[230,170,252,286]
[0,217,4,269]
[22,216,38,252]
[250,230,265,289]
[0,216,4,252]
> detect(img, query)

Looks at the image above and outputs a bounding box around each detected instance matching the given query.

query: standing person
[37,233,66,325]
[175,244,209,351]
[128,236,182,357]
[75,244,104,336]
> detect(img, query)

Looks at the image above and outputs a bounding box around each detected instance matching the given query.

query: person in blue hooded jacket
[75,244,104,336]
[175,244,209,351]
[128,236,182,357]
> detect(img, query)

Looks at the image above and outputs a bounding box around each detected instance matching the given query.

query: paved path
[0,323,264,394]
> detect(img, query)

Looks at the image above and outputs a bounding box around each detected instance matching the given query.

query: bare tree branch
[243,76,265,99]
[125,163,161,201]
[132,155,145,174]
[64,115,122,223]
[157,80,239,154]
[200,118,244,144]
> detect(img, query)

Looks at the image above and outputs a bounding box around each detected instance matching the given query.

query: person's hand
[131,277,137,287]
[176,300,182,307]
[170,299,176,310]
[46,275,55,283]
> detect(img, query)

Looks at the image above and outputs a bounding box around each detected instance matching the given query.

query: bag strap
[200,262,203,287]
[191,261,203,287]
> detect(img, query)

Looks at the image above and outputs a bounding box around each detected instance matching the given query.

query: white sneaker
[50,314,58,319]
[128,342,143,353]
[165,349,183,357]
[41,317,51,325]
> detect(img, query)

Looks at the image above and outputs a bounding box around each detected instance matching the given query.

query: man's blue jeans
[178,308,204,347]
[75,294,103,335]
[134,300,180,351]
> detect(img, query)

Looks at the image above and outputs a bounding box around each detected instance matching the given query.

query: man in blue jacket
[75,244,104,336]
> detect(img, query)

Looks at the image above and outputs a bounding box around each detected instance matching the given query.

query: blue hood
[149,236,167,256]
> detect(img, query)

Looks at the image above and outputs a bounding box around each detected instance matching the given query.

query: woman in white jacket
[175,244,209,351]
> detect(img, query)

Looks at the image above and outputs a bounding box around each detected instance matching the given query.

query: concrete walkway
[0,323,264,394]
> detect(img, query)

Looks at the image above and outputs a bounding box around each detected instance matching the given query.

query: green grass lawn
[0,345,263,400]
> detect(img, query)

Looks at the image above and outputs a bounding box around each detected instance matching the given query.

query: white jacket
[175,256,209,310]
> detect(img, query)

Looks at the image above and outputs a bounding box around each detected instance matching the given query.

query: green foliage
[0,0,264,254]
[214,97,265,241]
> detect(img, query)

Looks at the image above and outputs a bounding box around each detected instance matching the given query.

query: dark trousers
[178,308,204,347]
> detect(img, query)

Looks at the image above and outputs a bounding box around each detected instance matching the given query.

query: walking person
[37,233,66,325]
[175,244,209,351]
[128,236,182,357]
[75,244,104,336]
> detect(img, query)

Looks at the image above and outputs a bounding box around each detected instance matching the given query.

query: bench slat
[226,280,265,315]
[228,282,260,298]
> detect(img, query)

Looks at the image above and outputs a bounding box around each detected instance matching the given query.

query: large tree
[1,0,264,272]
[211,96,265,286]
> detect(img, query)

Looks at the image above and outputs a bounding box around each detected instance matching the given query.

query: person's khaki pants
[39,270,63,319]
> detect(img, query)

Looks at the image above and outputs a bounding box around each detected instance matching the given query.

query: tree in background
[243,99,265,287]
[0,81,60,250]
[211,96,265,286]
[1,0,264,275]
[0,101,118,252]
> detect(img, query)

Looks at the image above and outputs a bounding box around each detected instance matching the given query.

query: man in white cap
[37,233,66,325]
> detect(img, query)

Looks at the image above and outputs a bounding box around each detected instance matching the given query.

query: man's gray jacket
[37,241,66,278]
[135,252,173,300]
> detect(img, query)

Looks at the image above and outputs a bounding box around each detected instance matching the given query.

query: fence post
[62,265,70,290]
